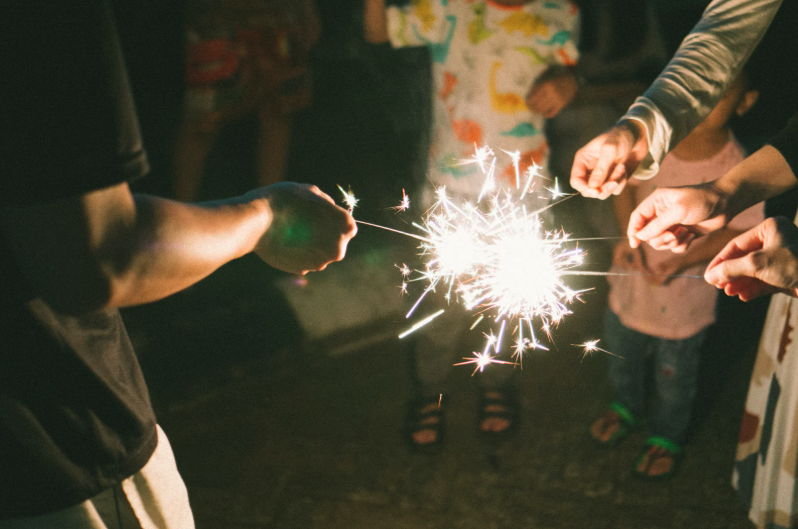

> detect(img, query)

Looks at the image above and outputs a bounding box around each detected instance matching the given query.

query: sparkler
[342,146,702,367]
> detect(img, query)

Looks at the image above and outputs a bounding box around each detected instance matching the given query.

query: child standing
[589,72,763,479]
[364,0,580,452]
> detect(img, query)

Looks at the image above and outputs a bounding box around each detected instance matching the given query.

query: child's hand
[526,73,578,119]
[613,241,647,274]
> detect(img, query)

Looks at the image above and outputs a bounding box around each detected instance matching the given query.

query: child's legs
[604,310,652,420]
[650,329,707,444]
[412,303,469,398]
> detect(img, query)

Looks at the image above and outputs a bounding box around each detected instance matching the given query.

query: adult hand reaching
[570,121,649,200]
[627,183,729,253]
[250,183,357,275]
[704,217,798,301]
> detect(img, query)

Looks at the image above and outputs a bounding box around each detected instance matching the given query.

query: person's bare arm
[628,145,797,251]
[0,182,356,315]
[364,0,388,44]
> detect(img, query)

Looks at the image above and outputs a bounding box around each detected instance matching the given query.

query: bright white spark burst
[576,339,623,361]
[337,185,358,213]
[390,189,411,212]
[393,146,601,368]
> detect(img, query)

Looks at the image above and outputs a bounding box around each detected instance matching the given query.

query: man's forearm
[714,145,797,221]
[106,194,268,308]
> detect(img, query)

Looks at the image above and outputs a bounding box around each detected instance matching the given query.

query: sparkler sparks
[341,146,665,370]
[337,185,358,213]
[390,189,411,212]
[576,339,623,361]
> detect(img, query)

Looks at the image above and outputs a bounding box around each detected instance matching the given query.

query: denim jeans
[603,310,707,444]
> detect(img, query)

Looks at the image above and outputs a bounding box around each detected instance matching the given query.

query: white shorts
[0,425,195,529]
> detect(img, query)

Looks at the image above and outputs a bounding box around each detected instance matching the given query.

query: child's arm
[364,0,389,44]
[526,66,578,119]
[611,184,648,273]
[647,227,743,285]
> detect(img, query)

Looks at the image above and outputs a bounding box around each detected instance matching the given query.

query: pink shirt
[608,137,764,340]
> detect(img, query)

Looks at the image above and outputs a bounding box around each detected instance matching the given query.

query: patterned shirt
[386,0,578,201]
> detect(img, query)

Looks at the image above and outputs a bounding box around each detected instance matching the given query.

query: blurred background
[113,1,798,527]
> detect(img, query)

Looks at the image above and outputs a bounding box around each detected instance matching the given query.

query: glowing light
[337,185,358,213]
[390,189,411,212]
[396,146,592,365]
[398,309,446,339]
[576,339,623,361]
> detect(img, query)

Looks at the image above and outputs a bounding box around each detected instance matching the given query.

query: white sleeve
[622,0,782,180]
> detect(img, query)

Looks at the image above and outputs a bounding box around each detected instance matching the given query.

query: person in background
[363,0,579,453]
[0,1,355,527]
[589,72,762,480]
[173,0,320,201]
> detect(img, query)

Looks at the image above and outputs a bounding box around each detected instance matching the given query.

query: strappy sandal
[632,436,682,480]
[589,402,637,447]
[478,388,519,444]
[404,395,446,454]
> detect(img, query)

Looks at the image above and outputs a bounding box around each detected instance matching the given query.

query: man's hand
[250,183,357,275]
[570,122,648,200]
[526,73,578,119]
[704,217,798,301]
[627,183,728,252]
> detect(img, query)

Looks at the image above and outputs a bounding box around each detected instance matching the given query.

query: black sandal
[404,395,446,454]
[478,388,519,444]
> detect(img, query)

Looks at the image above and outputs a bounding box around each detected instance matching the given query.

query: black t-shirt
[0,0,158,518]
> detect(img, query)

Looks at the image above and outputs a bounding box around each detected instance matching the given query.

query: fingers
[570,151,595,196]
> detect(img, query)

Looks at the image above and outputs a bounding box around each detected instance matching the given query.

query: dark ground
[116,2,798,526]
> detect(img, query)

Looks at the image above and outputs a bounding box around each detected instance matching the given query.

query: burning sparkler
[337,185,358,213]
[345,145,634,366]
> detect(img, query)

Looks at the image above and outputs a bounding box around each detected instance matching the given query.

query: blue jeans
[603,310,707,444]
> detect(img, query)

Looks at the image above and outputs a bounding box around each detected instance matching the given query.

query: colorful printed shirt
[608,136,764,340]
[386,0,579,201]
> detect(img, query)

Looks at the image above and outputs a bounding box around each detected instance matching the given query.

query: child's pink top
[608,137,765,340]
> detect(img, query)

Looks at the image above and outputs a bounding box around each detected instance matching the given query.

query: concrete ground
[122,228,768,529]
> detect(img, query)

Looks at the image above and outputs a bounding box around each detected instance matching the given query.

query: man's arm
[570,0,782,198]
[0,182,356,315]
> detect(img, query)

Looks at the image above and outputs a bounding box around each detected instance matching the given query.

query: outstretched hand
[704,217,798,301]
[627,183,729,253]
[250,183,357,275]
[570,122,648,200]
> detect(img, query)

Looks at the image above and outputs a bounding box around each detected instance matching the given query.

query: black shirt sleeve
[769,112,798,181]
[0,0,149,205]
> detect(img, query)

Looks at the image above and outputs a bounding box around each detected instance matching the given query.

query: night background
[109,1,798,527]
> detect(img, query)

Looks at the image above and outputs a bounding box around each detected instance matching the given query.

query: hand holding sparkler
[570,121,648,200]
[249,183,357,275]
[627,182,728,253]
[704,217,798,301]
